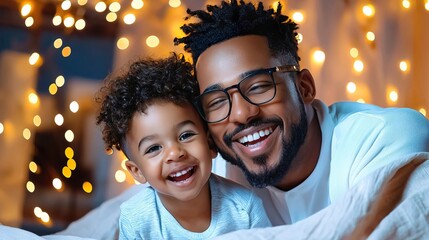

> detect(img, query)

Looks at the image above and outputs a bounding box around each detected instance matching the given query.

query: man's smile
[237,127,273,145]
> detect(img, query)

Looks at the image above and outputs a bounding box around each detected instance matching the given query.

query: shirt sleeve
[330,108,429,201]
[118,210,136,240]
[248,191,272,228]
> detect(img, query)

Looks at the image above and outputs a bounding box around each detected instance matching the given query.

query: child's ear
[125,160,147,184]
[207,132,218,159]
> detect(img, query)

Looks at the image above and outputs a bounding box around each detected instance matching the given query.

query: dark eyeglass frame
[194,64,300,123]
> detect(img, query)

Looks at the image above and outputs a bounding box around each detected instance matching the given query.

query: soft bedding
[1,153,428,240]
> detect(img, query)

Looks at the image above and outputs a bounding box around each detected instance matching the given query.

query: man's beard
[218,101,308,188]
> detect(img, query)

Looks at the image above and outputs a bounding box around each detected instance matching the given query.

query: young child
[96,53,271,239]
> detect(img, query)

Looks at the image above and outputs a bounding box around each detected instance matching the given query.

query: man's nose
[228,92,259,124]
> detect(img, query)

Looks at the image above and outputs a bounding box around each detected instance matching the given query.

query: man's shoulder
[325,101,427,127]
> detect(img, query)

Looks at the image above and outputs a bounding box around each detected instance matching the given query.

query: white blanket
[1,152,428,240]
[213,152,429,240]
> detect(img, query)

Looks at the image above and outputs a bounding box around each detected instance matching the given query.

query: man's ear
[296,69,316,103]
[125,160,147,184]
[207,132,218,159]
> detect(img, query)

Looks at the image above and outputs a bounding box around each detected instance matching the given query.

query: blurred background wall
[0,0,428,235]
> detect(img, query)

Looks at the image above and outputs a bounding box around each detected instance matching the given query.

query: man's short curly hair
[174,0,300,65]
[95,53,198,152]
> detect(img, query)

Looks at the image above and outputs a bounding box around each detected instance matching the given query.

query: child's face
[124,101,217,202]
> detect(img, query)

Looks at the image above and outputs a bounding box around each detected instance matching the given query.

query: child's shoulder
[210,174,255,199]
[120,185,156,212]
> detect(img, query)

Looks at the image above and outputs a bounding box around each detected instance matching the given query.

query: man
[49,1,429,239]
[173,0,429,236]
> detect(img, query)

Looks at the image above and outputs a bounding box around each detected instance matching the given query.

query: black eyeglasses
[193,64,300,123]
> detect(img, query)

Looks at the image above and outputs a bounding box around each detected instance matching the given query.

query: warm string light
[61,0,72,11]
[29,161,38,173]
[52,178,63,190]
[27,181,35,192]
[117,37,129,50]
[49,83,58,95]
[21,3,32,17]
[353,59,364,73]
[106,12,118,22]
[33,206,52,226]
[399,60,410,73]
[0,122,4,135]
[56,75,65,87]
[312,49,326,64]
[25,17,34,27]
[123,13,136,25]
[28,52,41,66]
[169,0,181,8]
[23,128,31,140]
[95,1,107,12]
[362,4,375,17]
[28,92,39,105]
[146,35,160,48]
[82,181,93,193]
[33,115,42,127]
[346,82,357,94]
[131,0,144,10]
[115,170,127,183]
[366,31,376,42]
[54,114,64,126]
[291,11,304,23]
[65,130,74,142]
[109,2,121,12]
[402,0,411,9]
[69,101,79,113]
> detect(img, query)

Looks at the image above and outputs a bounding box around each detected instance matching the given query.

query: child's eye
[179,132,197,141]
[145,145,162,154]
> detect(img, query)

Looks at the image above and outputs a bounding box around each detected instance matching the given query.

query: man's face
[195,35,308,188]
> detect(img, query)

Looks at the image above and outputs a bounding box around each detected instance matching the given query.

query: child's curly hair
[95,53,199,152]
[174,0,300,65]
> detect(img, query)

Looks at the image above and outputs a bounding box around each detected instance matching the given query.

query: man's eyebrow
[202,84,223,94]
[201,68,266,94]
[239,68,265,79]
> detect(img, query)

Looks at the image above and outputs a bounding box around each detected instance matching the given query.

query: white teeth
[169,166,193,178]
[264,129,270,135]
[253,132,260,140]
[238,127,273,144]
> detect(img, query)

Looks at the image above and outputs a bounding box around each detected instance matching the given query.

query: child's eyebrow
[177,120,196,129]
[138,135,157,151]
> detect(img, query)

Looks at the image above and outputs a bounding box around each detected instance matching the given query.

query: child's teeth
[169,166,193,177]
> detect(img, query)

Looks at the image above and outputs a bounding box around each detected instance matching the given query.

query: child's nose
[165,144,185,163]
